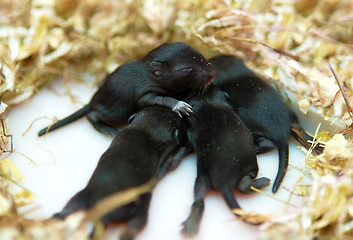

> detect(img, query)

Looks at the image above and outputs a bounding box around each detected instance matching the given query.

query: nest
[1,0,353,239]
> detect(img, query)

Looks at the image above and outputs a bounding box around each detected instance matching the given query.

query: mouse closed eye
[127,113,136,124]
[175,66,193,76]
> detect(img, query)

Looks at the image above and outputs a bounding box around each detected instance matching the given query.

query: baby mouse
[39,42,215,137]
[54,105,191,240]
[180,85,271,237]
[210,55,323,193]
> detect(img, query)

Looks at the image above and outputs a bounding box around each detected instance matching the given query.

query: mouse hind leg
[253,133,276,155]
[101,194,151,240]
[238,175,271,194]
[119,195,151,240]
[181,175,209,237]
[87,111,118,136]
[120,213,148,240]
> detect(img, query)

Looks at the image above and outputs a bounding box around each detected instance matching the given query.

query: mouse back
[184,85,259,187]
[221,74,294,140]
[211,55,296,140]
[210,55,254,85]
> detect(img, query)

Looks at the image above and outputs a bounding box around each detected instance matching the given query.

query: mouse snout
[194,60,215,87]
[202,66,216,87]
[206,75,215,86]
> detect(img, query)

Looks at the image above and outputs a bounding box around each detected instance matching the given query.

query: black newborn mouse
[39,42,215,137]
[180,85,271,237]
[54,105,191,239]
[210,55,322,193]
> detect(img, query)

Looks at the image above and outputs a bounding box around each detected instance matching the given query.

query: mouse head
[128,105,189,175]
[142,42,216,92]
[128,105,187,146]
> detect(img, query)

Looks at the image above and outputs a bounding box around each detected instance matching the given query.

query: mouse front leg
[181,175,209,237]
[138,93,193,117]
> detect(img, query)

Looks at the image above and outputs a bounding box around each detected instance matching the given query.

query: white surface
[6,79,329,239]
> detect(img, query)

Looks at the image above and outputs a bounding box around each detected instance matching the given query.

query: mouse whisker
[187,88,198,99]
[200,85,208,96]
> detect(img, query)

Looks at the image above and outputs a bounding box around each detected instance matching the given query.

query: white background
[7,79,339,239]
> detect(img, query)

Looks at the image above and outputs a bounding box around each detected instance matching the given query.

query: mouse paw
[253,177,271,189]
[180,219,199,237]
[172,101,193,117]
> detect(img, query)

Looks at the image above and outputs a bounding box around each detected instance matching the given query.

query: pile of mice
[37,42,323,239]
[1,0,353,238]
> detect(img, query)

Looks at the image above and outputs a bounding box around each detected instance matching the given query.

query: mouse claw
[185,107,193,113]
[172,101,193,117]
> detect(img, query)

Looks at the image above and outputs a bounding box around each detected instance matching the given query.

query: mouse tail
[220,185,265,225]
[220,185,244,222]
[38,104,91,136]
[272,140,289,193]
[290,122,324,155]
[220,185,241,210]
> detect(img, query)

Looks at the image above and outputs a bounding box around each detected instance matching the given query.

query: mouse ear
[223,91,230,100]
[128,113,137,124]
[172,128,182,142]
[148,61,163,77]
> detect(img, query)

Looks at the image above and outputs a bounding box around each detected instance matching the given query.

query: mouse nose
[206,75,215,86]
[200,71,215,88]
